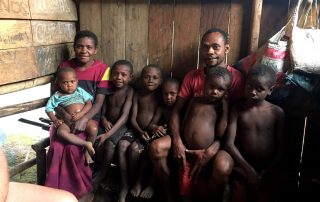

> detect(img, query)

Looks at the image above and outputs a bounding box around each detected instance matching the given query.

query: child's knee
[104,141,115,150]
[128,142,140,154]
[148,140,169,160]
[118,140,130,153]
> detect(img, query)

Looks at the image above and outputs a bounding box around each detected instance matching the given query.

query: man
[148,28,245,202]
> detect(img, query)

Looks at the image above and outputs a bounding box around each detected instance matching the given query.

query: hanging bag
[290,0,320,74]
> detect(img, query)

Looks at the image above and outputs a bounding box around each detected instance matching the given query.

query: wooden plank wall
[79,0,294,81]
[0,0,77,90]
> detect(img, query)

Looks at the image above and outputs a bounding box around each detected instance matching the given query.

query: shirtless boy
[45,67,95,163]
[225,64,285,202]
[93,59,134,190]
[179,67,231,202]
[118,64,163,202]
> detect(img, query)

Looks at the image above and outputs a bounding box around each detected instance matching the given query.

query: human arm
[169,97,187,170]
[97,88,134,146]
[224,106,260,188]
[100,100,113,132]
[148,105,167,138]
[71,100,92,121]
[46,111,63,128]
[216,97,229,138]
[72,93,105,132]
[130,92,151,143]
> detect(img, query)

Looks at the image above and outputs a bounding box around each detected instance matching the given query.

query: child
[45,67,95,163]
[132,77,180,199]
[179,67,231,202]
[225,64,285,202]
[93,59,134,190]
[117,64,163,202]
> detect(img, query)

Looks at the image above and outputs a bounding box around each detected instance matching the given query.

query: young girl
[117,64,163,202]
[45,67,95,163]
[93,59,134,190]
[45,30,112,199]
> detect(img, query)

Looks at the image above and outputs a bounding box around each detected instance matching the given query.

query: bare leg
[85,121,98,164]
[209,150,234,201]
[93,140,116,190]
[149,135,175,202]
[140,168,156,199]
[57,123,95,156]
[128,141,142,197]
[118,140,131,202]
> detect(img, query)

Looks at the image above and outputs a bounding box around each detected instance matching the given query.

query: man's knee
[213,150,234,177]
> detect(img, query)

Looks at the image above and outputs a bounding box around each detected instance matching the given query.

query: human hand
[71,111,83,122]
[185,148,214,182]
[151,125,167,138]
[140,131,151,143]
[102,120,113,132]
[172,138,186,171]
[52,119,63,128]
[96,133,108,147]
[72,116,89,133]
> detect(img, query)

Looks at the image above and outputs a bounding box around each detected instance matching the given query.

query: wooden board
[229,0,252,65]
[200,0,230,34]
[29,0,77,21]
[0,47,38,85]
[171,0,201,81]
[79,0,102,61]
[0,0,30,19]
[101,0,126,67]
[125,0,149,77]
[35,43,73,76]
[31,21,76,46]
[0,20,32,49]
[148,0,174,77]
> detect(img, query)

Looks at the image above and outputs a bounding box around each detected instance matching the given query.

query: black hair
[56,67,76,81]
[162,77,180,90]
[141,64,163,79]
[205,66,232,88]
[111,59,134,74]
[74,30,98,47]
[201,28,229,44]
[247,64,276,87]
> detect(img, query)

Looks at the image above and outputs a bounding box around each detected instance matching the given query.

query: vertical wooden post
[249,0,263,53]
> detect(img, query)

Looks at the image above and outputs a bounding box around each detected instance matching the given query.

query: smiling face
[111,64,132,89]
[74,37,97,67]
[58,71,78,94]
[142,66,162,92]
[200,32,229,68]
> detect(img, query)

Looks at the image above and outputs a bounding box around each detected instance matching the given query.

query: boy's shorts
[94,125,128,147]
[119,129,146,151]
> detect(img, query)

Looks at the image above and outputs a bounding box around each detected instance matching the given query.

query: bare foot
[139,186,154,199]
[85,150,94,164]
[130,183,141,197]
[85,141,95,156]
[119,188,128,202]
